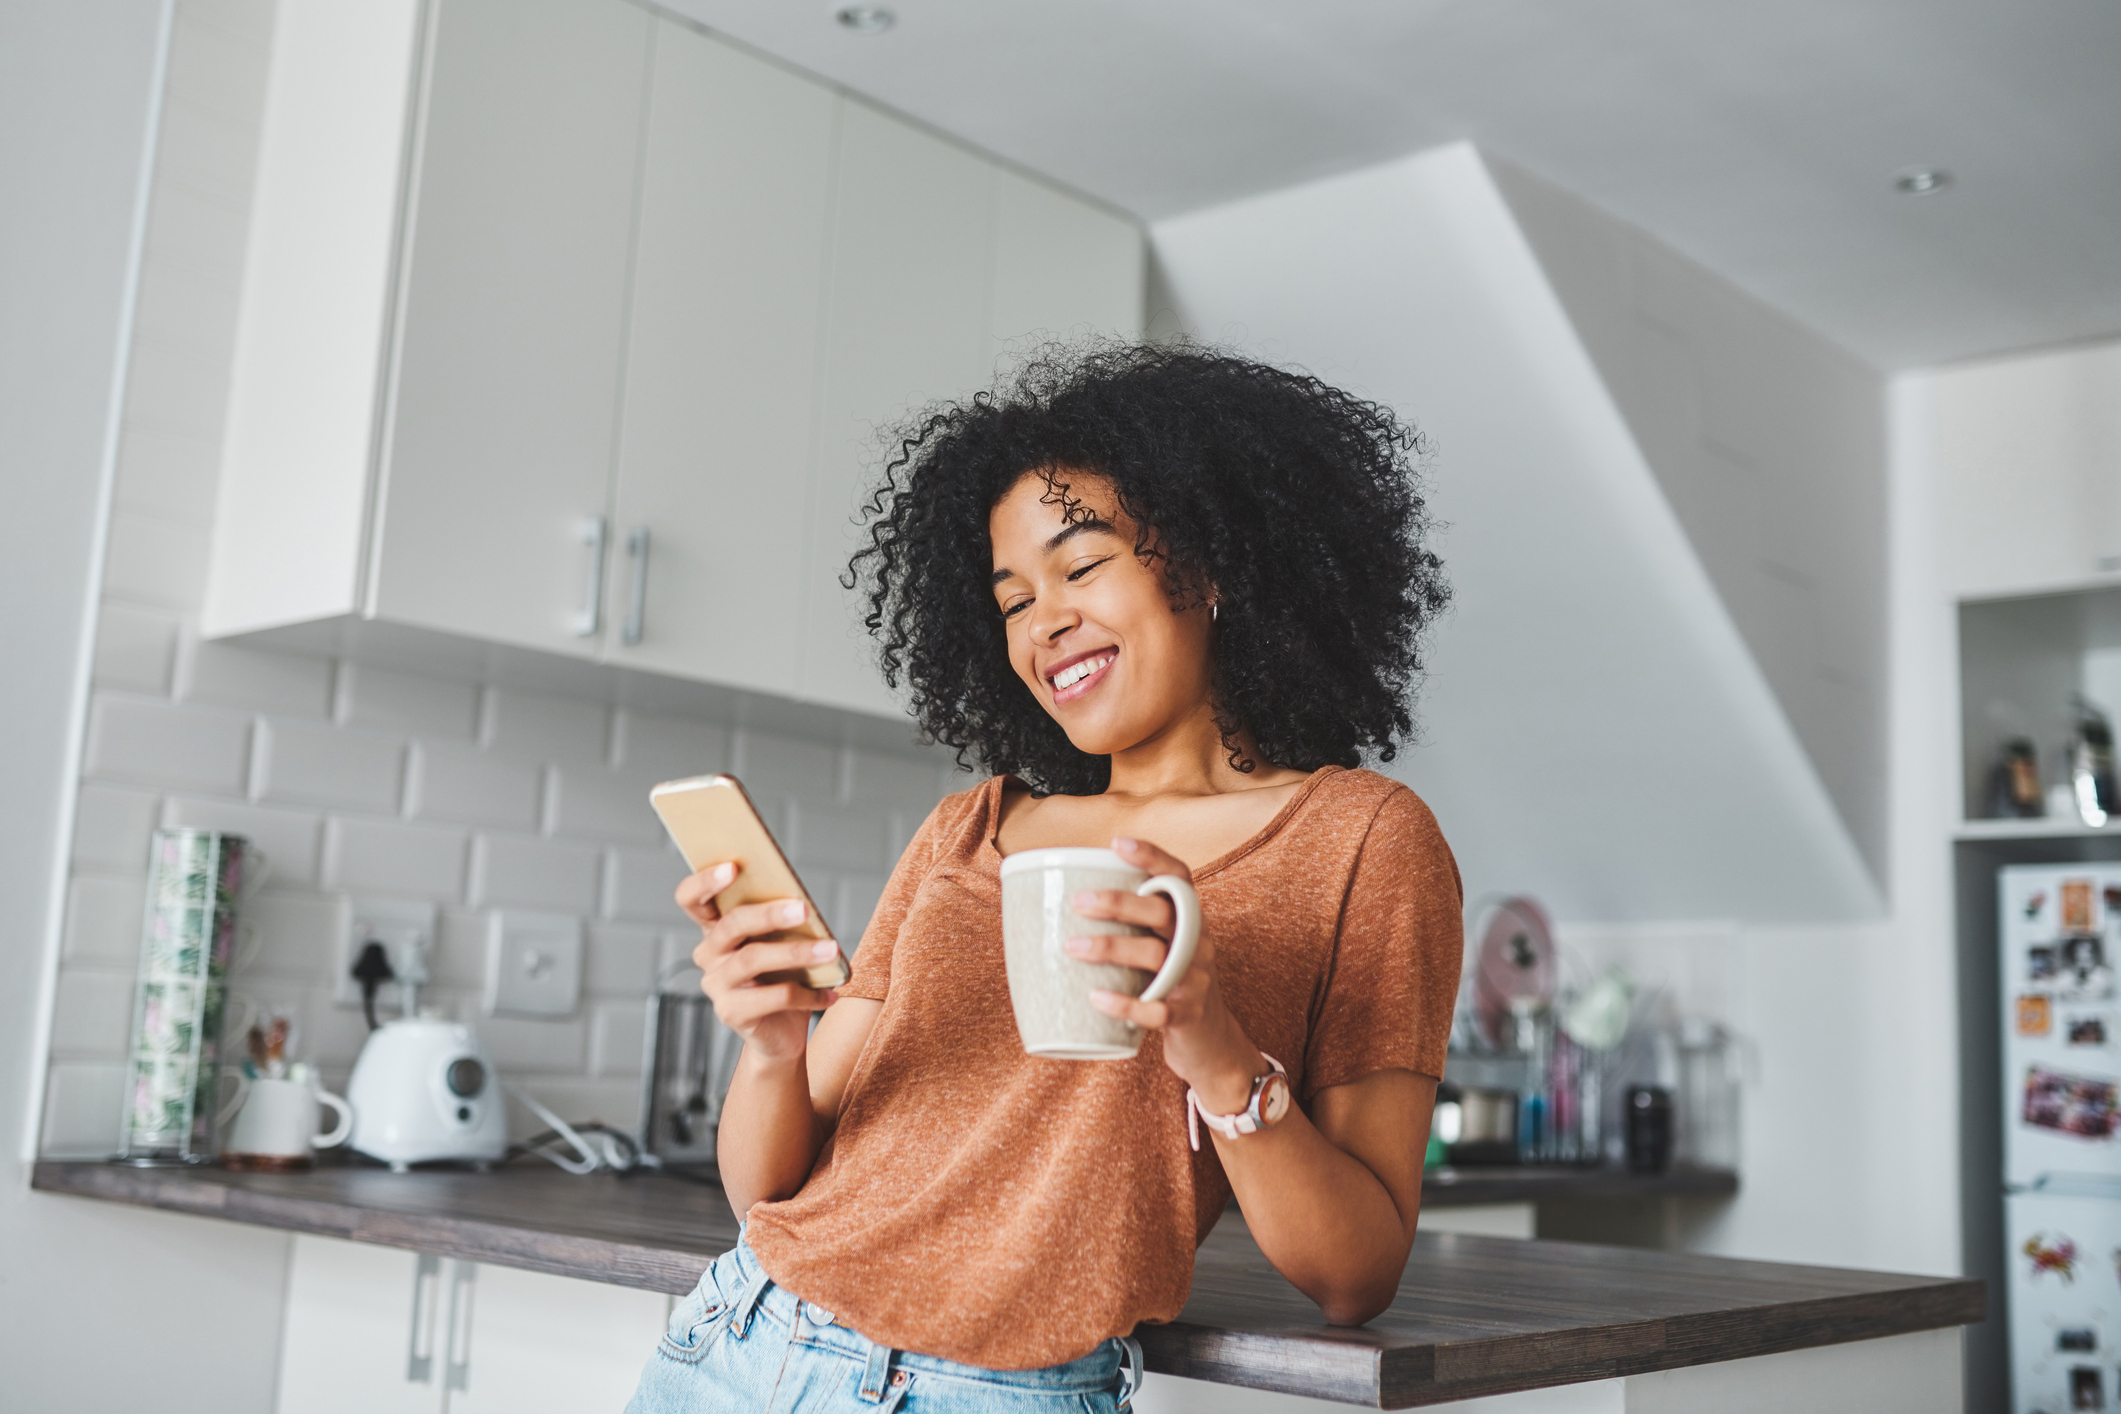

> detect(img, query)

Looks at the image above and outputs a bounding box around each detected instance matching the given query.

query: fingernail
[1064,937,1091,956]
[1073,891,1099,910]
[712,863,735,886]
[779,901,806,925]
[1113,837,1138,851]
[811,940,837,959]
[1089,989,1117,1008]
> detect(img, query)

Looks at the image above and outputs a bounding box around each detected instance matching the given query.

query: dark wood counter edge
[32,1161,1976,1412]
[1421,1163,1738,1206]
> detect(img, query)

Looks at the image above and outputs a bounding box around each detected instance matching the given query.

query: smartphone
[649,774,852,991]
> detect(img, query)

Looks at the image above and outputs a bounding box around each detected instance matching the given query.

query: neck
[1103,699,1294,800]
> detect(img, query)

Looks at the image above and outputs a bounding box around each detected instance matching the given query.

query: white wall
[0,1,293,1410]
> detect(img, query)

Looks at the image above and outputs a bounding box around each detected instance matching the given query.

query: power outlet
[484,911,582,1018]
[335,896,439,1010]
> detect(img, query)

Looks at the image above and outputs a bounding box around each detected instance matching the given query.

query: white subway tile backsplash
[734,729,838,802]
[409,743,542,831]
[790,801,890,872]
[100,515,212,614]
[485,691,610,763]
[336,664,479,740]
[471,836,601,913]
[589,1001,646,1078]
[325,817,466,899]
[657,932,701,977]
[49,970,138,1057]
[86,695,250,793]
[62,875,148,967]
[72,785,161,873]
[302,990,375,1069]
[604,847,688,926]
[93,603,181,693]
[41,1062,127,1156]
[504,1077,637,1132]
[257,718,402,813]
[431,908,490,990]
[587,923,658,996]
[238,891,343,985]
[847,747,943,810]
[548,766,666,847]
[479,1016,587,1073]
[181,638,332,717]
[837,873,889,946]
[161,795,323,886]
[612,710,727,779]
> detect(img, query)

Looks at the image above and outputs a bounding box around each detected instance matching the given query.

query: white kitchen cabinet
[274,1235,666,1414]
[602,20,836,698]
[207,0,1143,721]
[1925,338,2121,601]
[796,104,1000,717]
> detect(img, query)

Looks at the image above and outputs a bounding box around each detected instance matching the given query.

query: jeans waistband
[720,1238,1138,1396]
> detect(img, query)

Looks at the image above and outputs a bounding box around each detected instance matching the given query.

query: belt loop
[728,1266,773,1339]
[1118,1335,1144,1411]
[857,1340,892,1402]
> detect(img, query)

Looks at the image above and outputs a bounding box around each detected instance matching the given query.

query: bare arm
[676,863,883,1220]
[1074,837,1436,1324]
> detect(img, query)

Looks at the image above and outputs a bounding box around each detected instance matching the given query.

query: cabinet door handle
[622,526,650,646]
[572,516,609,637]
[407,1252,440,1384]
[443,1259,477,1393]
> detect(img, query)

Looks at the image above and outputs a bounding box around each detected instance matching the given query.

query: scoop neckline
[982,765,1346,882]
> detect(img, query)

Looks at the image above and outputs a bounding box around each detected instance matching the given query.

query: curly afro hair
[846,341,1449,797]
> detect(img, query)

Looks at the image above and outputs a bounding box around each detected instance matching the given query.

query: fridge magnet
[2028,890,2050,921]
[2062,935,2115,1001]
[2035,945,2064,983]
[2058,1327,2098,1352]
[2065,879,2098,933]
[2072,1365,2103,1410]
[2022,994,2057,1036]
[2026,1232,2080,1282]
[2024,1067,2121,1139]
[2069,1014,2113,1047]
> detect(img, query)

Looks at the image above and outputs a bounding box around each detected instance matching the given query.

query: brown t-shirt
[742,765,1461,1370]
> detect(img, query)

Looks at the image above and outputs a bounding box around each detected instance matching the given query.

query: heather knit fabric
[742,766,1461,1370]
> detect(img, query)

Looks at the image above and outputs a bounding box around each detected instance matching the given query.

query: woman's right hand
[678,862,840,1063]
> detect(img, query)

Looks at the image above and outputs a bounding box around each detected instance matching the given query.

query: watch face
[1260,1073,1292,1126]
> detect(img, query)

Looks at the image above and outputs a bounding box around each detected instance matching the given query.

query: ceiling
[657,0,2121,372]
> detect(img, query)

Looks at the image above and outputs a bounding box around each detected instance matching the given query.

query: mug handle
[1136,875,1201,1004]
[313,1091,354,1149]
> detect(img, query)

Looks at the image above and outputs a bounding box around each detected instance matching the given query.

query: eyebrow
[990,518,1116,586]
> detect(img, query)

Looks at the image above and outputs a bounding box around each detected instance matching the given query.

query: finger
[1111,837,1191,883]
[674,862,737,923]
[1091,990,1169,1030]
[1064,933,1170,972]
[707,897,814,950]
[717,982,834,1028]
[1073,890,1175,935]
[721,938,843,984]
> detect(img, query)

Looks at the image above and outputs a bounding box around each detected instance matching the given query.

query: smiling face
[988,470,1217,759]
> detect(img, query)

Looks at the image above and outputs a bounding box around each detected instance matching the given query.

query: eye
[999,598,1030,620]
[1066,556,1113,583]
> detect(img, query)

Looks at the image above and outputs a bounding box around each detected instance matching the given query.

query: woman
[628,344,1461,1412]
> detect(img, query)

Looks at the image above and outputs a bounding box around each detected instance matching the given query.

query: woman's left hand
[1067,836,1266,1111]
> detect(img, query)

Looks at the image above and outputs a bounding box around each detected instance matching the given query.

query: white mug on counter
[999,847,1201,1060]
[223,1074,352,1171]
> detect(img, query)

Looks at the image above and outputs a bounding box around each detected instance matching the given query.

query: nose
[1027,596,1079,647]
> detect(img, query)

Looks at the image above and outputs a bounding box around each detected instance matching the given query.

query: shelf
[1955,818,2121,841]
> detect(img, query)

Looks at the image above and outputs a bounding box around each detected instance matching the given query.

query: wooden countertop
[31,1159,1975,1409]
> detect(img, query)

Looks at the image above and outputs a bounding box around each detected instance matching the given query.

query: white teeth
[1053,654,1112,690]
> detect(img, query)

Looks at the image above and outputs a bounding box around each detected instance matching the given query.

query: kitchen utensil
[1625,1085,1674,1173]
[638,968,742,1170]
[1471,896,1557,1049]
[120,830,265,1163]
[346,1016,508,1171]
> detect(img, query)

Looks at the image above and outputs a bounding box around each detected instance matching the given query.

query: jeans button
[805,1302,834,1326]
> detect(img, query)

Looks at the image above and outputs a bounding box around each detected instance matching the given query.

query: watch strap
[1187,1053,1287,1152]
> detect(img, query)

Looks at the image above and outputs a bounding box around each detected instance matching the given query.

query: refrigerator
[2002,864,2121,1414]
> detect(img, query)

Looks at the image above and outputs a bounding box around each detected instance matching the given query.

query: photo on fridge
[2023,1067,2121,1140]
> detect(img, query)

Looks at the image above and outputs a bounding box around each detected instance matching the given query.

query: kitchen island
[33,1159,1974,1410]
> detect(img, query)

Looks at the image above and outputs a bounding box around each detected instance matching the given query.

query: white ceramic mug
[223,1077,353,1169]
[999,847,1201,1060]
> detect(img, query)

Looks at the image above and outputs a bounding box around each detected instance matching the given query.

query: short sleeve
[1302,785,1463,1096]
[838,791,967,1002]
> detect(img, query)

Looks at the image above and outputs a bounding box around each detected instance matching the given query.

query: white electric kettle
[347,1016,509,1171]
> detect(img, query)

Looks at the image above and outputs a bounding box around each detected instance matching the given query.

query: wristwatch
[1187,1053,1291,1151]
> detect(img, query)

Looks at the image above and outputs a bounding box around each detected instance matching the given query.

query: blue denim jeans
[625,1239,1144,1413]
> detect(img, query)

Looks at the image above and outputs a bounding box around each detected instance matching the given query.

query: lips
[1046,647,1117,703]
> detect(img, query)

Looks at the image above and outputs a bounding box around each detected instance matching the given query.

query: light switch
[484,911,582,1018]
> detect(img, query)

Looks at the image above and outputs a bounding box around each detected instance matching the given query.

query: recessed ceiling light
[1894,167,1953,196]
[834,4,896,32]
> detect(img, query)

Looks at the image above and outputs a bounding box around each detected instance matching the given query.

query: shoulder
[904,776,1004,860]
[1308,769,1455,888]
